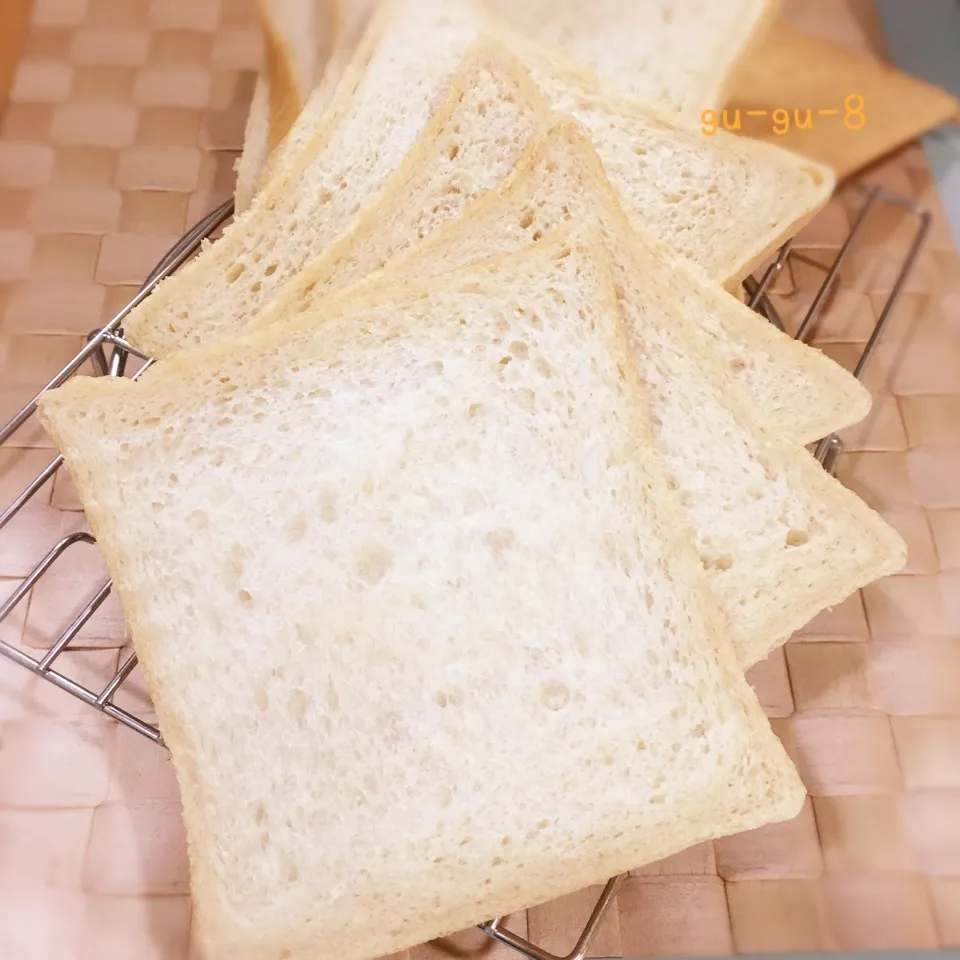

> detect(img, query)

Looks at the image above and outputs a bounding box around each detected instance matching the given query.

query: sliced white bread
[125,0,492,359]
[234,0,337,213]
[509,37,836,291]
[289,122,904,668]
[38,232,804,960]
[251,114,867,447]
[247,12,832,295]
[486,0,779,117]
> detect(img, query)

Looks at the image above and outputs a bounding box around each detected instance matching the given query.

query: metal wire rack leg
[0,183,931,960]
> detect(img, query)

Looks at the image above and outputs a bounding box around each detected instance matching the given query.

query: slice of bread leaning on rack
[37,2,907,959]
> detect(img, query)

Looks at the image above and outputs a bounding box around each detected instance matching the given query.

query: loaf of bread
[125,3,832,359]
[38,232,805,960]
[249,105,861,447]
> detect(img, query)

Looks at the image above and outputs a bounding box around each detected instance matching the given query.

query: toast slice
[124,0,492,359]
[39,232,804,960]
[252,116,868,448]
[486,0,779,117]
[269,123,904,668]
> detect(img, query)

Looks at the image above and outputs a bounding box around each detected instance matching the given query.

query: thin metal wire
[480,876,626,960]
[0,199,233,745]
[0,185,930,960]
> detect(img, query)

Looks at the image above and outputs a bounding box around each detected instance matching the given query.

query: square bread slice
[485,0,779,118]
[252,114,868,447]
[39,233,805,960]
[271,122,905,668]
[510,37,836,291]
[124,2,831,361]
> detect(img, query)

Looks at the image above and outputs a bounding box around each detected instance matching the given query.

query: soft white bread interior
[234,0,338,213]
[510,38,835,290]
[38,231,805,960]
[251,114,867,448]
[126,0,491,359]
[485,0,780,117]
[260,124,903,668]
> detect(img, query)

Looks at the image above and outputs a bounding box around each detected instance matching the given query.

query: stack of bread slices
[37,3,907,960]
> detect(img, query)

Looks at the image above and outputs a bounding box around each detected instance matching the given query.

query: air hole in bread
[226,263,245,283]
[238,589,253,608]
[786,529,810,547]
[264,263,278,277]
[355,544,394,586]
[448,144,460,160]
[540,681,570,711]
[485,528,516,554]
[515,388,535,412]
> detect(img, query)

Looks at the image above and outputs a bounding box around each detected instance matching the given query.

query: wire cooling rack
[0,184,930,960]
